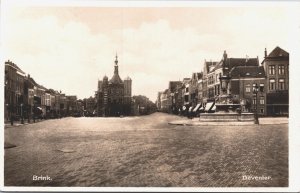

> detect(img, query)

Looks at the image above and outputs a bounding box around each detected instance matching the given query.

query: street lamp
[252,83,259,124]
[21,103,24,124]
[170,93,174,114]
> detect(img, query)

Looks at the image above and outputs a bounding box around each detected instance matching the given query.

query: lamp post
[21,103,24,124]
[253,83,259,124]
[170,93,174,114]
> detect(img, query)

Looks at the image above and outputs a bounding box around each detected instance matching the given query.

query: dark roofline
[5,60,26,74]
[261,46,289,64]
[230,66,266,78]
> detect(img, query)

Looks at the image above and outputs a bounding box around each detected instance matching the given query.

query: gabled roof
[163,89,169,94]
[267,46,289,58]
[182,78,191,84]
[109,74,123,84]
[230,66,266,78]
[225,58,259,70]
[204,61,218,73]
[29,77,38,86]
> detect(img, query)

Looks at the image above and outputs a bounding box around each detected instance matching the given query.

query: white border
[1,0,300,192]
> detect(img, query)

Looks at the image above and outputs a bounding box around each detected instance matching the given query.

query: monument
[199,51,255,122]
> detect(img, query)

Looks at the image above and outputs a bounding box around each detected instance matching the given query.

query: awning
[193,103,202,112]
[182,106,186,111]
[205,102,214,111]
[189,107,193,112]
[37,107,42,110]
[211,105,216,111]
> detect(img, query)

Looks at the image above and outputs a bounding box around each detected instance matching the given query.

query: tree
[132,95,157,115]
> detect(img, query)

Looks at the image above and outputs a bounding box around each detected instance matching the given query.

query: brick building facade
[157,46,289,117]
[262,47,289,116]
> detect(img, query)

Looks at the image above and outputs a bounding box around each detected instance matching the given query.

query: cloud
[3,6,298,102]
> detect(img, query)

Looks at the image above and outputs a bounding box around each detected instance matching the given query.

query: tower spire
[114,53,119,74]
[115,52,118,66]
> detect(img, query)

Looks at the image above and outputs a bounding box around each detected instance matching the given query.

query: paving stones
[4,113,288,187]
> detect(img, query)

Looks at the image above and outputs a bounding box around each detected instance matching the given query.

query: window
[278,65,285,75]
[259,83,264,92]
[208,76,214,85]
[269,79,275,90]
[186,87,189,92]
[279,79,285,90]
[269,65,275,75]
[253,98,257,105]
[245,84,251,93]
[260,96,264,104]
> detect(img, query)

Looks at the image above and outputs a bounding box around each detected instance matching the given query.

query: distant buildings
[4,60,81,122]
[96,55,132,117]
[83,96,96,116]
[157,46,289,117]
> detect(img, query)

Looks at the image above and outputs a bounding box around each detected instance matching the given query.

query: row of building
[4,54,156,121]
[157,46,289,116]
[4,60,85,121]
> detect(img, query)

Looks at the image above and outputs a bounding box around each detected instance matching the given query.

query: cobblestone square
[4,113,288,187]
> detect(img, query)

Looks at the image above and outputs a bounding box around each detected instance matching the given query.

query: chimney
[264,48,267,57]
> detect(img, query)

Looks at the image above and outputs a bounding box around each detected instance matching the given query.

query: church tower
[97,53,132,117]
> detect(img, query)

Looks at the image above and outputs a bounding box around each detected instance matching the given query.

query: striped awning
[205,102,214,111]
[193,103,202,112]
[211,105,216,111]
[199,106,204,111]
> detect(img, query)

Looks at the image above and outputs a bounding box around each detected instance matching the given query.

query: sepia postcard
[1,0,300,192]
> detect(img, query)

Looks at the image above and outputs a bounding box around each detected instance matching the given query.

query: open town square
[3,3,297,190]
[4,113,288,187]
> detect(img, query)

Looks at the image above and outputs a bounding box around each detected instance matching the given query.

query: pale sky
[2,1,300,102]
